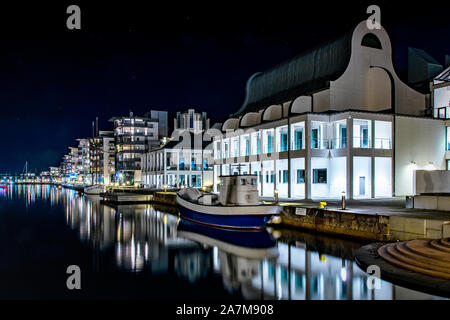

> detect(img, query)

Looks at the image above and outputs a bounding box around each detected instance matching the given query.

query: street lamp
[341,191,346,210]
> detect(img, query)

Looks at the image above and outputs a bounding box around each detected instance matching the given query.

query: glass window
[312,128,319,149]
[353,119,371,148]
[311,121,326,149]
[291,122,305,150]
[283,170,289,184]
[297,169,305,184]
[447,127,450,151]
[179,158,185,170]
[263,129,274,153]
[240,135,250,156]
[313,169,327,184]
[222,139,229,159]
[374,121,392,149]
[231,137,239,157]
[295,129,303,150]
[276,126,288,152]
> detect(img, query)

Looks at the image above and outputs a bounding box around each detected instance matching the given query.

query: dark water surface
[0,185,446,300]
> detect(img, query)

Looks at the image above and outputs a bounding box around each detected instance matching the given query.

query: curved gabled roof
[231,29,354,117]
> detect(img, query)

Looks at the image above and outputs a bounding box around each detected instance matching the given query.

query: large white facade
[211,21,448,199]
[141,109,215,189]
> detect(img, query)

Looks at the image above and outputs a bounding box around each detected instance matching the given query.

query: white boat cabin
[218,175,259,206]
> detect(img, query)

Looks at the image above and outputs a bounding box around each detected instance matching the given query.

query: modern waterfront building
[89,130,115,185]
[110,110,168,187]
[76,138,91,185]
[141,109,216,189]
[211,20,448,199]
[49,167,61,183]
[174,108,210,134]
[432,65,450,119]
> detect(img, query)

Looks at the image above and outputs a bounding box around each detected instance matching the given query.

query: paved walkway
[263,196,450,221]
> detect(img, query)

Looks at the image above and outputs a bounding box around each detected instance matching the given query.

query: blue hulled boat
[176,175,281,229]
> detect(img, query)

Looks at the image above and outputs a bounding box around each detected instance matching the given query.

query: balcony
[352,137,371,148]
[435,106,450,119]
[330,138,347,149]
[311,139,329,150]
[374,138,391,149]
[291,139,304,151]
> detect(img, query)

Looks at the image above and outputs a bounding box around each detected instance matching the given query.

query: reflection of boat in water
[177,219,279,260]
[84,185,105,195]
[177,219,279,299]
[176,175,281,229]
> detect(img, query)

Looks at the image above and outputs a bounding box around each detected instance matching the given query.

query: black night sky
[0,1,449,173]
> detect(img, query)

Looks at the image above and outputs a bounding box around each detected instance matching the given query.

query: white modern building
[212,20,448,199]
[141,109,217,189]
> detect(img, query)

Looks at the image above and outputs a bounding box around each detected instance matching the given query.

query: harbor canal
[0,184,446,300]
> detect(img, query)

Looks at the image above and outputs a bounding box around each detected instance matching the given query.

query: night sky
[1,1,449,173]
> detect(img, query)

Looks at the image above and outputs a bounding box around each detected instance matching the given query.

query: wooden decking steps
[378,238,450,280]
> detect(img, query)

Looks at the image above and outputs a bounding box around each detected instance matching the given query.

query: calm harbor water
[0,184,446,300]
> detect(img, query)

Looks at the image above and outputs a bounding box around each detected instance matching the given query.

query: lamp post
[274,189,279,204]
[341,191,346,210]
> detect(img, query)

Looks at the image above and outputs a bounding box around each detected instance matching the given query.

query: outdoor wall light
[341,191,346,210]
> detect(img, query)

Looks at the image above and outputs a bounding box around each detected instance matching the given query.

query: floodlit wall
[262,160,274,197]
[276,159,289,197]
[395,116,445,196]
[433,85,450,109]
[290,158,305,198]
[330,21,425,115]
[311,157,329,198]
[329,157,347,197]
[414,170,450,195]
[375,157,392,197]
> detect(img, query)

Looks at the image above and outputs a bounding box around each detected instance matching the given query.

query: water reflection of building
[64,195,203,273]
[60,189,446,300]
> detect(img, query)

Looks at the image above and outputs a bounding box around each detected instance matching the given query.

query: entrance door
[359,176,366,196]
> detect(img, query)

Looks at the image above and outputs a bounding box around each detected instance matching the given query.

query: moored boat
[176,174,281,229]
[84,184,106,195]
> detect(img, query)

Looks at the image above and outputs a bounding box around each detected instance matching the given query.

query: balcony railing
[352,137,371,148]
[435,106,450,119]
[311,139,329,150]
[330,138,347,149]
[291,139,304,150]
[374,138,391,149]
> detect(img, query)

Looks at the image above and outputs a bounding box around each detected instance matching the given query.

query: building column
[371,120,375,198]
[288,117,292,199]
[260,159,264,197]
[163,150,167,186]
[305,118,311,199]
[273,158,277,197]
[347,117,353,199]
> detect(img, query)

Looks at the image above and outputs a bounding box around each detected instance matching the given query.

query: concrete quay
[274,198,450,241]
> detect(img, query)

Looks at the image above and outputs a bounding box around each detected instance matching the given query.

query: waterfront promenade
[272,197,450,241]
[57,182,450,242]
